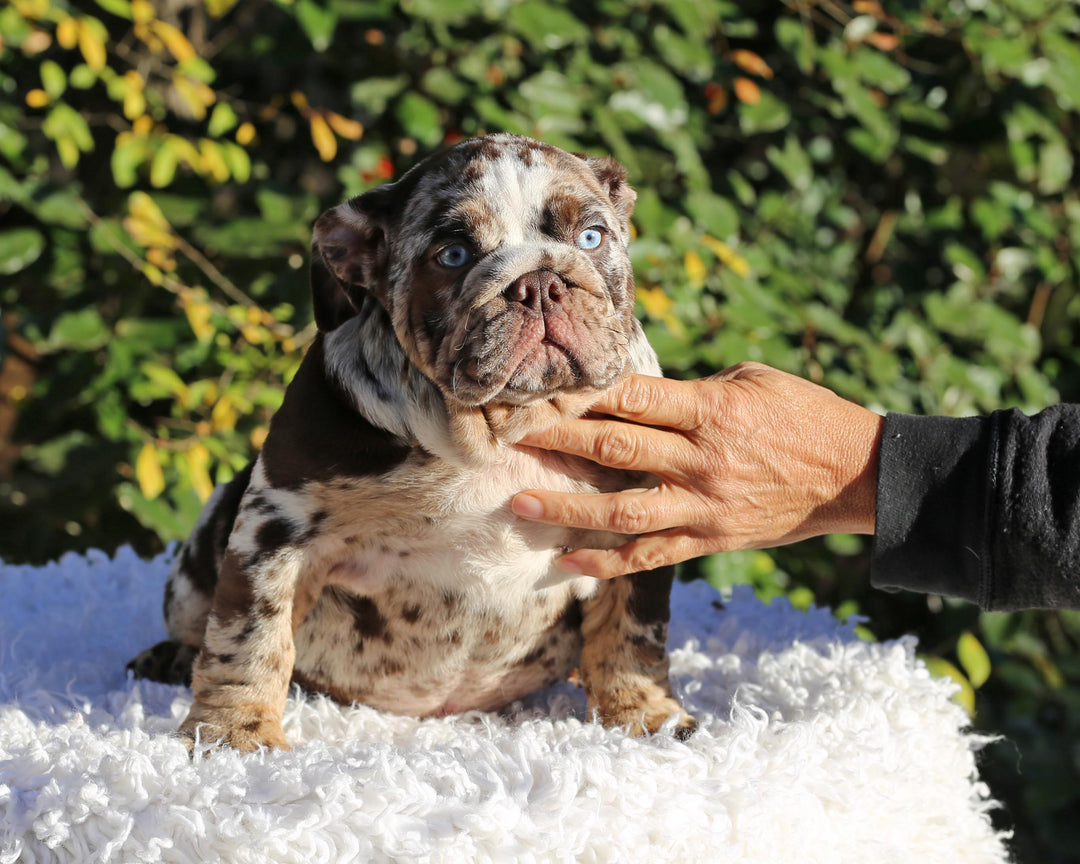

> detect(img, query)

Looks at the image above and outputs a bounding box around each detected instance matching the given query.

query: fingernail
[511,493,544,519]
[556,555,583,574]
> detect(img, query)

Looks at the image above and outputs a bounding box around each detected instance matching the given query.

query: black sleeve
[871,406,1080,611]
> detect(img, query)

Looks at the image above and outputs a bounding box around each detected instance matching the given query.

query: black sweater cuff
[871,408,1080,611]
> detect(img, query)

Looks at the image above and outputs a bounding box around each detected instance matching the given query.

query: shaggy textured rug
[0,548,1009,863]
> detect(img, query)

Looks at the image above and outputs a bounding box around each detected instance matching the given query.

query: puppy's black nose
[504,269,567,311]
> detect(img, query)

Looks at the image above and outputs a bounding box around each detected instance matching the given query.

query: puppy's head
[311,134,638,412]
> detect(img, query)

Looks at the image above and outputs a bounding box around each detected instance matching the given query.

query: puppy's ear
[576,154,637,231]
[310,187,391,332]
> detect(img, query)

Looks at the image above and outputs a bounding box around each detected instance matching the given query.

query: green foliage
[2,0,1079,858]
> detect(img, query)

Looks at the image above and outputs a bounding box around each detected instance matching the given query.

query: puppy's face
[312,134,638,408]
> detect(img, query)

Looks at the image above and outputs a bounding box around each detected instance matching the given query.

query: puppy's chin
[452,344,626,408]
[443,384,618,463]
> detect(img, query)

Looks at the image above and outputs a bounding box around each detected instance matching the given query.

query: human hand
[511,362,884,579]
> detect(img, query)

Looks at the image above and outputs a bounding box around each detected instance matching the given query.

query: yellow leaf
[185,444,214,502]
[733,77,761,105]
[956,631,991,689]
[56,136,80,169]
[25,88,50,108]
[309,112,337,161]
[123,71,146,120]
[199,138,230,182]
[150,20,195,62]
[172,73,215,121]
[684,249,706,289]
[236,121,256,146]
[250,425,269,450]
[125,191,175,248]
[731,49,774,80]
[77,18,107,72]
[204,0,241,16]
[211,394,239,431]
[924,657,975,716]
[136,442,166,500]
[290,90,310,111]
[146,246,177,272]
[133,21,162,53]
[14,0,50,19]
[132,114,154,136]
[702,235,751,277]
[131,0,154,23]
[326,112,363,140]
[638,285,686,335]
[142,263,164,285]
[57,17,79,49]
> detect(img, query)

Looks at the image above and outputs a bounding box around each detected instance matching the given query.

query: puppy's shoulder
[260,335,414,490]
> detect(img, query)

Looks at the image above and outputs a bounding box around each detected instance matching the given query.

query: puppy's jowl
[129,134,695,751]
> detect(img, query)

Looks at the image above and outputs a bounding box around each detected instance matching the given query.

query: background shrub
[2,0,1078,858]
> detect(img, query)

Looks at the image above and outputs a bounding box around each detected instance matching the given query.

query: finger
[556,532,704,580]
[511,486,685,535]
[519,416,691,475]
[587,374,704,431]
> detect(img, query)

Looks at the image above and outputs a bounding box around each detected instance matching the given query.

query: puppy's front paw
[179,707,290,754]
[593,693,697,740]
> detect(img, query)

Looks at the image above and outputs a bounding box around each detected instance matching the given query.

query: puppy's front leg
[179,541,308,752]
[578,566,696,738]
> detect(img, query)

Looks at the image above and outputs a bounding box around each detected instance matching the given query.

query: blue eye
[576,227,605,251]
[436,244,473,268]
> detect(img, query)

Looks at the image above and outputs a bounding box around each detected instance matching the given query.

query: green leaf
[766,135,812,191]
[111,136,149,188]
[207,102,238,138]
[40,60,67,99]
[42,308,111,352]
[1038,138,1073,195]
[351,77,409,115]
[609,60,689,133]
[852,47,910,94]
[220,141,251,184]
[69,64,97,89]
[403,0,480,25]
[652,23,712,82]
[396,92,443,147]
[685,189,740,238]
[0,228,45,274]
[94,0,134,19]
[506,2,588,50]
[421,67,469,104]
[150,141,180,188]
[738,89,791,135]
[775,17,814,73]
[295,0,337,51]
[957,631,992,689]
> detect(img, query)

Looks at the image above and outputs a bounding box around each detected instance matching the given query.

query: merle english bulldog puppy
[129,133,695,752]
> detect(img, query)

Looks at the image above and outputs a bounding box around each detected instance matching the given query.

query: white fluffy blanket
[0,548,1009,863]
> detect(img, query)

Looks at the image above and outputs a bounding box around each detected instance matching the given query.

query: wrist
[833,408,884,534]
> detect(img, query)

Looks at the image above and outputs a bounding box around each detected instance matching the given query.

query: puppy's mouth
[443,267,631,406]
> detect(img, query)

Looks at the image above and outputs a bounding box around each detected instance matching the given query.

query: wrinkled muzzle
[435,246,634,406]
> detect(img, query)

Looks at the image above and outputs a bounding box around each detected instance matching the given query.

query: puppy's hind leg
[128,463,254,685]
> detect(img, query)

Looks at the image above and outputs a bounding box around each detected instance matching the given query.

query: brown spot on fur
[246,517,294,568]
[211,551,256,623]
[329,587,387,640]
[402,604,422,623]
